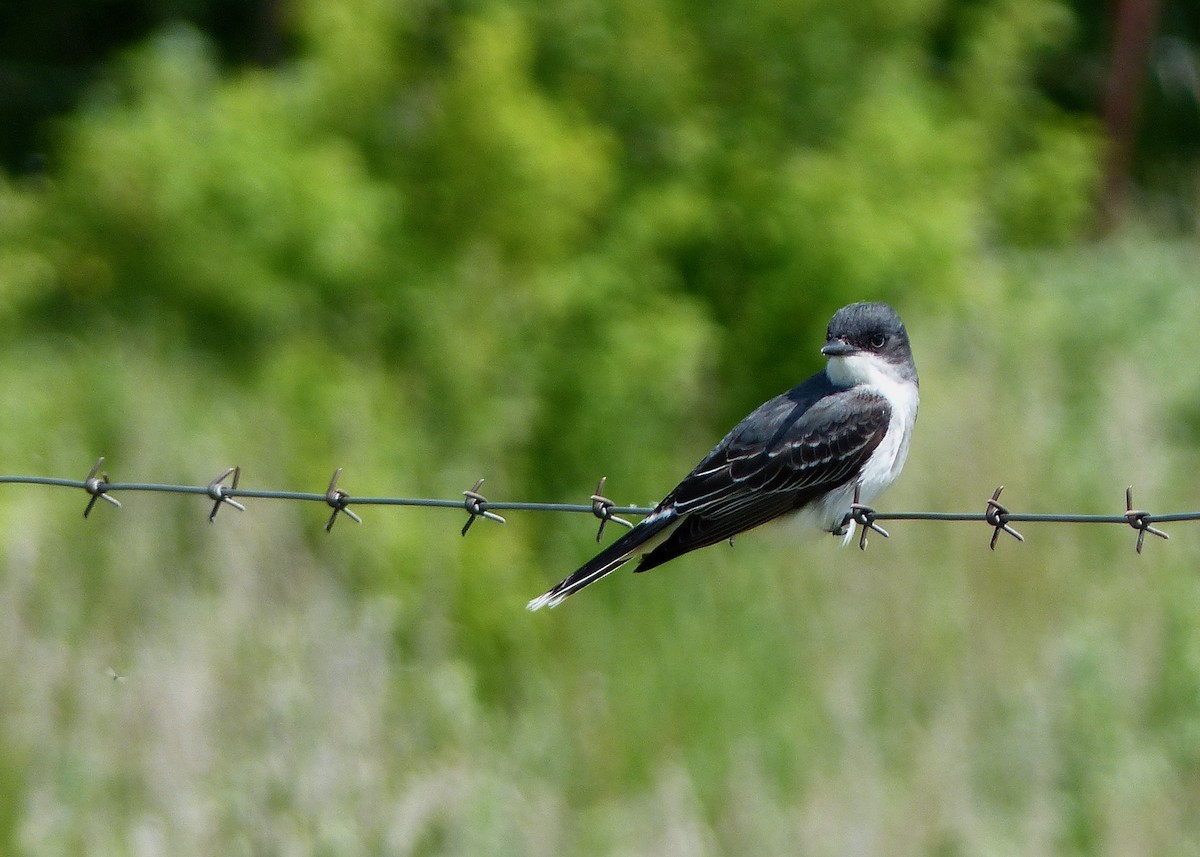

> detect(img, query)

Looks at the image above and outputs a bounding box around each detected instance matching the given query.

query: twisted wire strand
[0,462,1189,551]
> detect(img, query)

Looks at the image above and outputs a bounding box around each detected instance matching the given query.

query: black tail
[526,513,677,610]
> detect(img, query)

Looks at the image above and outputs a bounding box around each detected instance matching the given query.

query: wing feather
[634,385,891,572]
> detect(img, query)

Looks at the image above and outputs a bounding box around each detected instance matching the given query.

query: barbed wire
[0,457,1194,553]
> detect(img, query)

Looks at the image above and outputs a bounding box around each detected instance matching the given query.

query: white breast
[802,352,919,533]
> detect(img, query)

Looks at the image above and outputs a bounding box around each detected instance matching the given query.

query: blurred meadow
[2,0,1200,854]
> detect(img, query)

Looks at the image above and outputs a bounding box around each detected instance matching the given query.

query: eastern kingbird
[526,301,919,610]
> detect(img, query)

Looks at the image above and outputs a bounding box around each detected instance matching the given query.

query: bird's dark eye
[869,333,887,349]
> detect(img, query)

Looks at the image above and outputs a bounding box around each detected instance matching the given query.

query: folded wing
[634,385,891,572]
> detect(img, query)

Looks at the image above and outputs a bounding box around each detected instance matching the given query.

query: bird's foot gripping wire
[836,484,889,550]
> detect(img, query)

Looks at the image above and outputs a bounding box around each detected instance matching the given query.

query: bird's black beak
[821,340,858,357]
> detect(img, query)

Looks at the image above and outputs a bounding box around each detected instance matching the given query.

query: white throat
[824,352,911,391]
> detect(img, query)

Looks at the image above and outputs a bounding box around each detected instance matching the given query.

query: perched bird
[527,301,919,610]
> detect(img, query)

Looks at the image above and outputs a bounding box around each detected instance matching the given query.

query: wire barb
[590,477,635,541]
[848,483,889,550]
[461,478,506,536]
[206,466,246,522]
[1124,486,1168,553]
[82,457,122,518]
[324,467,362,532]
[985,485,1024,549]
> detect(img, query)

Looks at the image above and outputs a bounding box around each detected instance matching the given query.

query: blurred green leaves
[5,0,1103,361]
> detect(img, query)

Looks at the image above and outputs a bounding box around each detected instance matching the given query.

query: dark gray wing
[634,384,891,572]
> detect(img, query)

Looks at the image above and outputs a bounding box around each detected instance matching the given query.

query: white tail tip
[526,591,564,611]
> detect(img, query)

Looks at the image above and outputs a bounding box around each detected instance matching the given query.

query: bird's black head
[821,301,917,381]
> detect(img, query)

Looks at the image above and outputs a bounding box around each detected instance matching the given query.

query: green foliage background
[1,0,1199,853]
